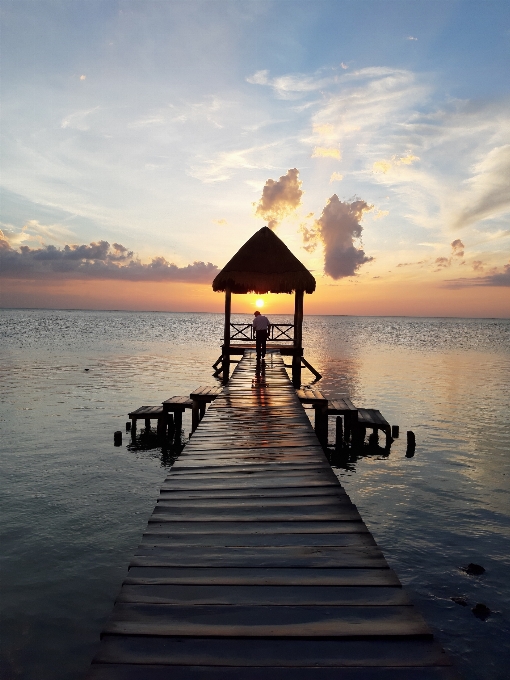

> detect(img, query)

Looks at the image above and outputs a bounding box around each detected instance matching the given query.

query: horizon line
[1,306,509,321]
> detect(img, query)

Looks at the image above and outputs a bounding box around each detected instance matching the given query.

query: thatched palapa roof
[212,226,316,295]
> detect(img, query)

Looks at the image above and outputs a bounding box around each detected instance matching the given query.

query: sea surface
[1,309,509,680]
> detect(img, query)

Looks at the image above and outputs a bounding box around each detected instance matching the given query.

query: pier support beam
[222,288,231,385]
[292,289,304,388]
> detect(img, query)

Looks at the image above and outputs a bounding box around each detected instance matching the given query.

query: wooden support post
[353,425,366,446]
[199,403,206,420]
[292,289,304,388]
[391,425,399,438]
[222,288,231,385]
[167,413,174,438]
[406,430,416,457]
[191,401,200,432]
[144,418,150,430]
[174,410,183,441]
[131,418,137,439]
[335,416,343,454]
[314,403,328,448]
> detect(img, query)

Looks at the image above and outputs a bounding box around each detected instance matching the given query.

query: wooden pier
[88,351,458,679]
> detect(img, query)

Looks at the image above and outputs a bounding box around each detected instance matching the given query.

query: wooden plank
[149,507,363,521]
[328,398,357,415]
[157,487,349,499]
[87,666,461,680]
[141,528,369,543]
[155,496,355,508]
[93,636,451,667]
[102,603,432,639]
[139,534,372,548]
[124,567,402,586]
[128,406,163,418]
[145,521,368,534]
[116,584,410,606]
[130,547,387,569]
[158,479,342,490]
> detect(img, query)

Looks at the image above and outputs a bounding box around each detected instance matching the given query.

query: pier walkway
[88,351,458,679]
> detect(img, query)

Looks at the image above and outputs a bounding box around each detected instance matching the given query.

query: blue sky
[1,0,509,313]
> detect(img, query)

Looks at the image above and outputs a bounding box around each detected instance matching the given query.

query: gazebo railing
[230,323,294,342]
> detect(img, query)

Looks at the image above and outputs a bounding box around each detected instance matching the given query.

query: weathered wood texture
[88,351,458,679]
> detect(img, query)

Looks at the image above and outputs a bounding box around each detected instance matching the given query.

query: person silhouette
[253,310,270,361]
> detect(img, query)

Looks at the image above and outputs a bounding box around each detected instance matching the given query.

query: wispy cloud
[451,144,510,229]
[445,262,510,287]
[373,153,419,174]
[247,68,338,99]
[312,146,341,159]
[330,172,344,183]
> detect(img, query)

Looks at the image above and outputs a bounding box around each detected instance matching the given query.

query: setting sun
[255,298,264,308]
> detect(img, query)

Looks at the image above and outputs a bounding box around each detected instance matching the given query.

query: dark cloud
[397,260,427,267]
[302,195,373,279]
[451,239,464,257]
[434,256,451,270]
[444,262,510,288]
[255,168,303,230]
[0,235,218,283]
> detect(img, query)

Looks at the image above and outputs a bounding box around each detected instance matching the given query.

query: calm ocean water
[1,309,509,680]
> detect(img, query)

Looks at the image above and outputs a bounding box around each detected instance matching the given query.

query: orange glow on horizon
[0,276,508,318]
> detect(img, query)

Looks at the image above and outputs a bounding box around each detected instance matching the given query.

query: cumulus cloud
[0,234,218,283]
[254,168,303,230]
[330,172,344,183]
[302,195,373,278]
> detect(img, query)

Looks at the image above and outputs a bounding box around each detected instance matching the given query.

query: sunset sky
[1,0,509,317]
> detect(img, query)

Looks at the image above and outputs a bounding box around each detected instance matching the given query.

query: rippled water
[1,310,509,679]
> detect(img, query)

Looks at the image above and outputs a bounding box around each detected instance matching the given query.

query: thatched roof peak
[212,226,316,295]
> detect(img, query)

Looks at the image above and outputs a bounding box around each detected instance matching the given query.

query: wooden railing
[230,323,294,342]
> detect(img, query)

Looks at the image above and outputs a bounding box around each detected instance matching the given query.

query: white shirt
[253,315,270,331]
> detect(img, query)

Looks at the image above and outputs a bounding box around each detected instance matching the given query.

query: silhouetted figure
[253,310,270,361]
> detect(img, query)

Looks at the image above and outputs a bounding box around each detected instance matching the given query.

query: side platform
[87,351,459,679]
